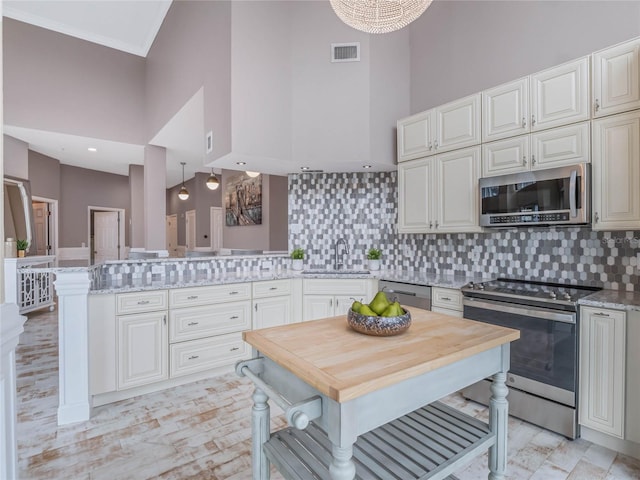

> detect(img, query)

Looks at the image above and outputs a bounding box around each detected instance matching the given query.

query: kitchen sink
[301,269,371,275]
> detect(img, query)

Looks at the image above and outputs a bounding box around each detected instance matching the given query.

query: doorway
[32,196,58,256]
[88,207,125,264]
[185,210,196,251]
[166,214,178,257]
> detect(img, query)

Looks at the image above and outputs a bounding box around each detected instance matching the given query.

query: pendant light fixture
[245,171,260,178]
[178,162,189,200]
[330,0,432,34]
[206,169,220,190]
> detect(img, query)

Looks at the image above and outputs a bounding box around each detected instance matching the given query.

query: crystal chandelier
[330,0,432,34]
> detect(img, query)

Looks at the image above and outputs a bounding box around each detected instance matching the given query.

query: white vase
[368,259,380,270]
[292,259,303,271]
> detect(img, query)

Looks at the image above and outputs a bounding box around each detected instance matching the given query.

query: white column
[143,145,168,254]
[1,303,26,480]
[53,270,91,425]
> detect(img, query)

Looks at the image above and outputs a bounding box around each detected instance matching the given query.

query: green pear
[359,305,378,317]
[350,299,363,313]
[369,291,390,315]
[382,301,403,317]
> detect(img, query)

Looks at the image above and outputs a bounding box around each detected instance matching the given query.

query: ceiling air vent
[331,42,360,63]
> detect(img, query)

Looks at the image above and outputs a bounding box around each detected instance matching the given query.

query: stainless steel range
[461,278,601,439]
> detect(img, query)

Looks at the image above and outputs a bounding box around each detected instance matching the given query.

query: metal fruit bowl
[347,307,411,336]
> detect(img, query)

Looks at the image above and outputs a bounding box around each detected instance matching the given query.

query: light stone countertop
[578,289,640,312]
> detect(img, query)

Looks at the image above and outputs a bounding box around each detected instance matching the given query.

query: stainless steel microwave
[480,164,590,227]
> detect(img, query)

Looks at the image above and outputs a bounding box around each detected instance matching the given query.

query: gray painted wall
[269,175,288,251]
[409,0,640,113]
[28,150,60,201]
[3,135,28,179]
[166,176,197,247]
[128,165,145,248]
[58,165,130,248]
[4,18,146,144]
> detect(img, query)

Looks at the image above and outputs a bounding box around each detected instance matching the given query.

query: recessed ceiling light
[88,147,97,152]
[301,166,310,171]
[236,161,246,166]
[363,165,372,169]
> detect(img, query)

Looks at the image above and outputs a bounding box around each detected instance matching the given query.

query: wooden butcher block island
[237,308,520,480]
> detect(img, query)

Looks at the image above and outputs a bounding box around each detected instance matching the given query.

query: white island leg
[252,387,270,480]
[488,371,509,480]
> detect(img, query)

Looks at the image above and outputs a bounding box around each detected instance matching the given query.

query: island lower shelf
[264,401,493,480]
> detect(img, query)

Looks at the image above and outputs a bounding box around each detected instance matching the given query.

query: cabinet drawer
[303,278,370,296]
[432,306,464,318]
[116,290,168,315]
[170,332,249,378]
[169,301,251,343]
[170,283,251,307]
[253,279,292,298]
[431,287,463,312]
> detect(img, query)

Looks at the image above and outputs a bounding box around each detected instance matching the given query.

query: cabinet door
[397,110,436,162]
[530,56,590,131]
[335,296,358,317]
[579,307,626,438]
[302,295,334,321]
[254,296,292,329]
[118,311,168,390]
[482,135,530,177]
[398,158,433,233]
[593,37,640,118]
[592,110,640,231]
[435,147,482,233]
[435,93,481,153]
[531,122,590,170]
[482,77,529,142]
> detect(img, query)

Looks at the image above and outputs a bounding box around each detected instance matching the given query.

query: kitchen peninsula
[239,309,520,480]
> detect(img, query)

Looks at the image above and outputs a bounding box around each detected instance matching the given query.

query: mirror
[3,176,36,253]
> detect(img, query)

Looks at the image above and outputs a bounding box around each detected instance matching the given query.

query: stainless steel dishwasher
[378,280,431,310]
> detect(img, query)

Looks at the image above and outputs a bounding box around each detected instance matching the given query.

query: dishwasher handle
[384,289,416,297]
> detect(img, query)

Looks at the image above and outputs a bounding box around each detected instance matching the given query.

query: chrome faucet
[334,238,349,270]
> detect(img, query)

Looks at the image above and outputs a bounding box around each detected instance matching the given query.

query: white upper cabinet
[482,135,530,177]
[530,56,590,131]
[397,110,436,162]
[592,37,640,118]
[397,93,481,162]
[435,94,482,153]
[531,122,590,170]
[398,157,433,233]
[592,110,640,231]
[482,77,529,142]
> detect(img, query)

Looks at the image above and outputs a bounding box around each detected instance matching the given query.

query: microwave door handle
[569,169,577,218]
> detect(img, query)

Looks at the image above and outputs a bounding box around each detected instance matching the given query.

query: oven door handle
[569,169,577,218]
[463,298,576,324]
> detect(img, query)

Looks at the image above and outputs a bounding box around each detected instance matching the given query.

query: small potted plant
[366,247,382,271]
[16,239,29,258]
[290,248,305,271]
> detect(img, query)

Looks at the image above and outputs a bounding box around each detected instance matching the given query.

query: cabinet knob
[522,155,527,166]
[254,304,258,312]
[230,347,239,352]
[434,140,439,150]
[594,212,599,223]
[531,114,536,126]
[531,155,536,165]
[229,291,239,295]
[428,141,433,151]
[521,117,526,128]
[188,355,199,360]
[429,221,433,229]
[163,315,167,325]
[230,315,239,319]
[187,321,199,326]
[435,221,439,229]
[594,99,600,112]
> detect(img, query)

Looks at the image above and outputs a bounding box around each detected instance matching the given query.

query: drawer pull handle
[593,312,610,317]
[230,347,239,352]
[229,291,239,295]
[187,322,199,326]
[230,315,239,319]
[441,297,451,301]
[187,295,198,300]
[137,300,150,305]
[188,355,199,360]
[269,287,278,290]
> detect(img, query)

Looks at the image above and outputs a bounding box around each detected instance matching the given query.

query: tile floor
[15,309,640,479]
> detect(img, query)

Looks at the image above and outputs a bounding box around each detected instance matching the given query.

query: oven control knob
[563,292,571,301]
[478,284,484,290]
[468,282,474,289]
[549,291,557,299]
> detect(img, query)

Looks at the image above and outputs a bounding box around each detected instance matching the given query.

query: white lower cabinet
[302,278,376,321]
[431,287,463,318]
[254,296,292,329]
[118,311,169,390]
[579,306,626,438]
[170,332,248,378]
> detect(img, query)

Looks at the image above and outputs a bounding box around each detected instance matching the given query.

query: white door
[210,207,223,251]
[482,135,530,177]
[302,295,334,321]
[398,158,433,233]
[397,110,436,162]
[592,110,640,231]
[94,211,120,263]
[254,296,291,329]
[435,93,481,153]
[185,210,196,251]
[592,37,640,118]
[117,312,168,390]
[531,122,590,170]
[166,214,178,257]
[436,146,482,233]
[530,56,590,131]
[32,201,49,255]
[482,77,529,142]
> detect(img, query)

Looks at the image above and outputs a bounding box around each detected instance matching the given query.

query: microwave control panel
[489,212,570,225]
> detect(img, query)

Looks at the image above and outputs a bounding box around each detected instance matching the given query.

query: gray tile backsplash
[288,172,640,292]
